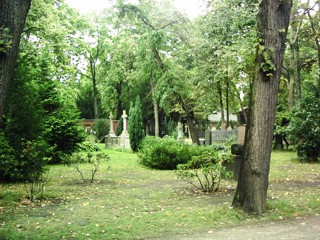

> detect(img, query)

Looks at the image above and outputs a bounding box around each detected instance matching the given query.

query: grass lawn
[0,147,319,239]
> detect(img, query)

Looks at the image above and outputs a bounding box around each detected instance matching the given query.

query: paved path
[161,215,320,240]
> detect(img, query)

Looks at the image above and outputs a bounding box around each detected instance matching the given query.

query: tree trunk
[296,40,302,105]
[232,0,292,215]
[307,9,320,72]
[116,81,122,119]
[226,73,230,128]
[153,99,159,137]
[0,0,31,125]
[217,80,225,124]
[186,110,200,145]
[180,98,200,145]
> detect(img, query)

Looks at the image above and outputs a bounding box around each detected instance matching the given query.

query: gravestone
[106,112,118,147]
[177,122,184,141]
[120,110,130,149]
[108,112,116,137]
[237,125,246,145]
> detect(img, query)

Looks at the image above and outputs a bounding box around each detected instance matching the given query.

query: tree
[78,14,110,119]
[232,0,292,214]
[116,0,187,137]
[0,0,31,125]
[128,96,144,152]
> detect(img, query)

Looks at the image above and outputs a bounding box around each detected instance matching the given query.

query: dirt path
[158,214,320,240]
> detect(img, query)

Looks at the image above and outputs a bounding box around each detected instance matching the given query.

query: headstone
[122,110,128,134]
[237,125,246,145]
[120,110,130,148]
[108,112,116,137]
[205,127,212,146]
[177,122,183,140]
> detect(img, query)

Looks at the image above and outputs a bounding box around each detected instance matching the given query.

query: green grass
[0,148,319,239]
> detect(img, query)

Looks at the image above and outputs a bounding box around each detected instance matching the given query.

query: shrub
[116,117,123,136]
[93,119,110,143]
[69,152,110,183]
[138,136,224,170]
[129,96,145,152]
[0,131,18,181]
[45,110,86,164]
[138,137,190,170]
[78,137,100,152]
[287,79,320,162]
[176,150,233,192]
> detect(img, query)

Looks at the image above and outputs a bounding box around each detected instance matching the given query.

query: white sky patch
[64,0,205,18]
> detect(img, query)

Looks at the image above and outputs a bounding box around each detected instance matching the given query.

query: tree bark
[226,72,230,128]
[232,0,292,215]
[217,80,225,124]
[180,98,200,145]
[0,0,31,125]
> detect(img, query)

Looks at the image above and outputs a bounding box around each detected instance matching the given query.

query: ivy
[258,44,276,77]
[0,27,12,54]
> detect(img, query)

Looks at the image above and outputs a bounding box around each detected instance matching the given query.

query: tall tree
[0,0,31,125]
[116,0,187,137]
[78,14,110,119]
[232,0,292,214]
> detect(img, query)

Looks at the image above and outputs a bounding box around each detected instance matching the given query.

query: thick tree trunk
[186,110,200,146]
[0,0,31,125]
[232,0,292,215]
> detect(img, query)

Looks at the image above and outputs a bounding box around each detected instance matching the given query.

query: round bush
[138,136,219,170]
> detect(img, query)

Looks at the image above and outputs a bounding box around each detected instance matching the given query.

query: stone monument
[120,110,130,149]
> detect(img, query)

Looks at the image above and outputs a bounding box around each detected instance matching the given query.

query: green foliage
[287,79,320,162]
[0,27,12,54]
[0,131,18,181]
[176,150,232,192]
[138,137,189,170]
[128,96,145,152]
[75,84,95,119]
[44,109,86,164]
[78,136,100,152]
[69,152,110,183]
[138,136,225,170]
[162,118,176,137]
[93,119,110,143]
[116,117,123,136]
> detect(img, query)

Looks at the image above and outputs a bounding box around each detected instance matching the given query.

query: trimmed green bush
[138,136,223,170]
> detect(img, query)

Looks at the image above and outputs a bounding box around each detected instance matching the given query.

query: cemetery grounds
[0,147,319,239]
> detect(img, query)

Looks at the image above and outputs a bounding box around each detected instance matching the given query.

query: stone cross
[122,110,128,134]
